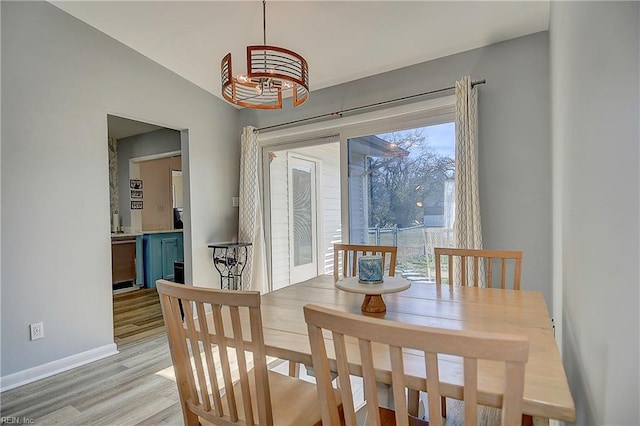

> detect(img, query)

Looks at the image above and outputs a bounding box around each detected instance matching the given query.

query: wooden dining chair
[333,243,397,282]
[304,303,529,426]
[434,247,524,289]
[421,247,524,419]
[156,279,339,426]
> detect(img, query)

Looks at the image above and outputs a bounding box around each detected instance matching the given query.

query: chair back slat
[160,294,200,410]
[156,280,272,426]
[195,302,224,416]
[333,243,397,282]
[211,303,238,421]
[490,259,496,288]
[514,258,522,290]
[332,331,357,426]
[183,299,211,412]
[306,322,342,426]
[389,345,409,426]
[359,338,382,424]
[434,248,523,289]
[473,256,479,285]
[448,254,454,285]
[230,306,255,424]
[304,304,529,426]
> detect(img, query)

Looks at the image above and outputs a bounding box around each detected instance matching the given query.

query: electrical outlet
[30,322,44,340]
[232,197,239,208]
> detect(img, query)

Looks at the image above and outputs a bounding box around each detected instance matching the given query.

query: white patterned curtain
[239,126,268,293]
[454,76,483,285]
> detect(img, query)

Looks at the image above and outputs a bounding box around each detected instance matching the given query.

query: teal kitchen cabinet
[143,231,184,288]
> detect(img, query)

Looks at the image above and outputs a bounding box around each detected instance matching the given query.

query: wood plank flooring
[0,333,182,425]
[113,288,166,347]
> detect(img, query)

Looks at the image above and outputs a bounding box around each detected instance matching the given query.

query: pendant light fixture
[221,0,309,109]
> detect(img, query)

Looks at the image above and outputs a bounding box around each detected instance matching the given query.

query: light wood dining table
[251,275,576,423]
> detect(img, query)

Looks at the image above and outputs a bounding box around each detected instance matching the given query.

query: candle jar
[358,255,384,284]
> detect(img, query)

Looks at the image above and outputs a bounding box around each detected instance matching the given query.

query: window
[260,96,456,289]
[347,122,455,279]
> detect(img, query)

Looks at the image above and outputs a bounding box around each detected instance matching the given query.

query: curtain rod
[255,79,486,133]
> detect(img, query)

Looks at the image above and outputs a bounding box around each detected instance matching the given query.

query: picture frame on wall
[131,200,143,210]
[130,179,143,190]
[131,190,143,199]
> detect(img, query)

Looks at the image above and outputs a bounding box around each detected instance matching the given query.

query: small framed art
[130,179,143,190]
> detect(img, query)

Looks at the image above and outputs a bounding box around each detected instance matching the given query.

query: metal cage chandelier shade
[221,46,309,109]
[221,2,309,109]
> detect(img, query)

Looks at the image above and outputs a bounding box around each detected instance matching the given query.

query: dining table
[249,274,576,423]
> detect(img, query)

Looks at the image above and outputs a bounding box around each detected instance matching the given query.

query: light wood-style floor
[113,287,166,347]
[1,333,182,425]
[0,288,548,425]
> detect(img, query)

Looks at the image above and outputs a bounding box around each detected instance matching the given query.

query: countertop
[111,232,142,239]
[111,229,183,239]
[141,229,184,235]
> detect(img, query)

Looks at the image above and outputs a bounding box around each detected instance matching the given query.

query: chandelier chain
[263,0,267,46]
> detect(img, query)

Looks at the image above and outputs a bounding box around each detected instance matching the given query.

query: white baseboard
[0,343,118,392]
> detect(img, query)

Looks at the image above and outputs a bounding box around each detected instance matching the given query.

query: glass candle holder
[358,255,383,283]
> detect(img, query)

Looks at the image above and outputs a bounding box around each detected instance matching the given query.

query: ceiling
[52,1,550,109]
[107,115,164,139]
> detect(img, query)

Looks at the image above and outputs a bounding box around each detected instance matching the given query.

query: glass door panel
[291,163,313,266]
[347,122,455,280]
[288,156,318,283]
[267,143,341,290]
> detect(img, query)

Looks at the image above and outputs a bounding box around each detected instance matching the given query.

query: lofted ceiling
[52,1,550,109]
[107,115,163,139]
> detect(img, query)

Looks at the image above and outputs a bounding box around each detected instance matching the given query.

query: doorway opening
[107,114,187,347]
[266,141,341,290]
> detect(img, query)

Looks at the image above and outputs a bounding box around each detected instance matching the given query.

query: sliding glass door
[261,99,455,290]
[347,122,455,279]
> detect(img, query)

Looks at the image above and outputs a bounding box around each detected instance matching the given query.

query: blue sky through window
[377,122,455,159]
[424,122,455,159]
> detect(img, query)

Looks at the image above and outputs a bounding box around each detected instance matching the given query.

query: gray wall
[116,128,181,228]
[550,2,640,424]
[241,32,553,306]
[1,1,239,379]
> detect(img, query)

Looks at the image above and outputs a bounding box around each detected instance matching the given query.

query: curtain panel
[454,76,483,285]
[239,127,268,293]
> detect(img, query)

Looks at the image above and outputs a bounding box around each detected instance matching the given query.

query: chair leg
[407,390,442,420]
[407,389,420,417]
[288,361,300,378]
[183,409,199,426]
